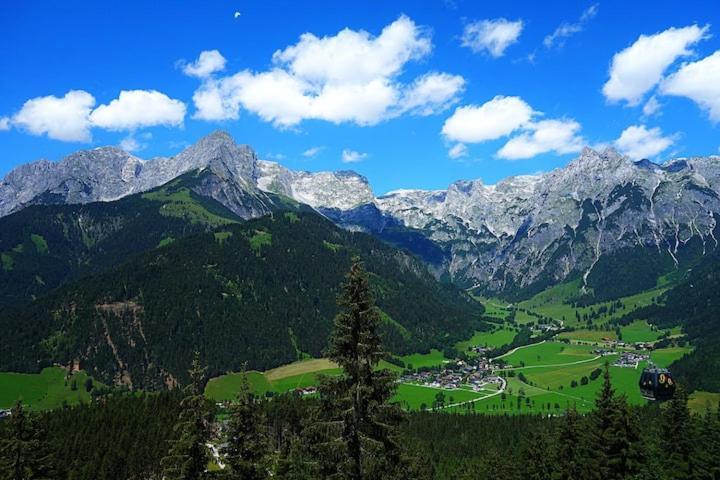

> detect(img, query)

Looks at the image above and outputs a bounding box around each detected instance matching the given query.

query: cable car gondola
[639,365,675,401]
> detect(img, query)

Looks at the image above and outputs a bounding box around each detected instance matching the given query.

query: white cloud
[6,89,184,143]
[399,72,465,115]
[614,124,675,159]
[12,90,96,142]
[273,16,431,85]
[181,50,227,78]
[461,18,523,57]
[441,96,535,143]
[642,95,662,117]
[303,146,324,157]
[341,149,368,163]
[543,3,599,49]
[190,16,460,127]
[602,24,709,105]
[661,50,720,122]
[448,143,468,159]
[90,90,186,131]
[498,119,584,160]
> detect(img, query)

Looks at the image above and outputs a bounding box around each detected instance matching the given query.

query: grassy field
[206,358,403,401]
[454,327,517,354]
[472,297,512,322]
[650,347,692,367]
[517,280,666,328]
[620,320,662,343]
[558,329,617,343]
[398,350,449,369]
[0,368,97,411]
[499,341,597,367]
[688,391,720,412]
[479,344,692,414]
[392,383,486,411]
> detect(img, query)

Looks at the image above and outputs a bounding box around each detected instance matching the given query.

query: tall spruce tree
[692,403,720,479]
[0,401,57,480]
[162,352,214,480]
[223,366,268,479]
[586,363,647,480]
[662,384,694,479]
[314,257,403,480]
[522,427,554,480]
[552,406,584,480]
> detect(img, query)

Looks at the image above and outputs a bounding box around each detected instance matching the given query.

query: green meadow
[0,367,97,411]
[499,341,597,367]
[398,349,449,369]
[517,279,667,328]
[455,327,517,354]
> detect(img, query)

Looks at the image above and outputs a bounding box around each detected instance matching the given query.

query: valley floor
[2,280,715,415]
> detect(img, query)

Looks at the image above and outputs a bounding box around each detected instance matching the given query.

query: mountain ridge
[3,131,720,298]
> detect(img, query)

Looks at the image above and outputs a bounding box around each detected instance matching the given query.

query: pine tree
[161,352,213,480]
[0,401,57,480]
[692,403,720,479]
[585,363,647,480]
[662,384,694,479]
[223,366,268,479]
[313,257,403,480]
[552,406,584,480]
[604,399,647,479]
[522,427,553,480]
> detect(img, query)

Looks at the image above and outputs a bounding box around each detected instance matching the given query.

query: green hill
[0,170,251,310]
[0,211,485,389]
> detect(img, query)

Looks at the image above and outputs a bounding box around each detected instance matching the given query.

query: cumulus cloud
[399,72,466,115]
[181,50,227,78]
[441,96,535,143]
[443,96,585,160]
[5,89,186,142]
[614,124,675,159]
[341,149,368,163]
[303,146,324,157]
[12,90,96,142]
[448,143,468,159]
[90,90,186,131]
[190,16,463,127]
[543,3,599,49]
[498,119,584,160]
[661,50,720,122]
[602,24,709,105]
[461,18,523,57]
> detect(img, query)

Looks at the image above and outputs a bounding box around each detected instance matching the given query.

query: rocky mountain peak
[174,130,258,184]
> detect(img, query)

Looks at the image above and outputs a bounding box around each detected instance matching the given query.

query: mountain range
[4,130,719,301]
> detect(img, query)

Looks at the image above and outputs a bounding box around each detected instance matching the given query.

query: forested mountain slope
[0,211,485,389]
[632,251,720,391]
[0,168,297,310]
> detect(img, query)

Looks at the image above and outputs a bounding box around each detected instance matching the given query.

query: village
[399,355,504,392]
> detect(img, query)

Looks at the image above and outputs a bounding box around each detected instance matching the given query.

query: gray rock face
[256,161,374,210]
[0,131,260,217]
[372,148,720,292]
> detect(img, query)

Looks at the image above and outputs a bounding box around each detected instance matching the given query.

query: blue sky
[1,1,719,194]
